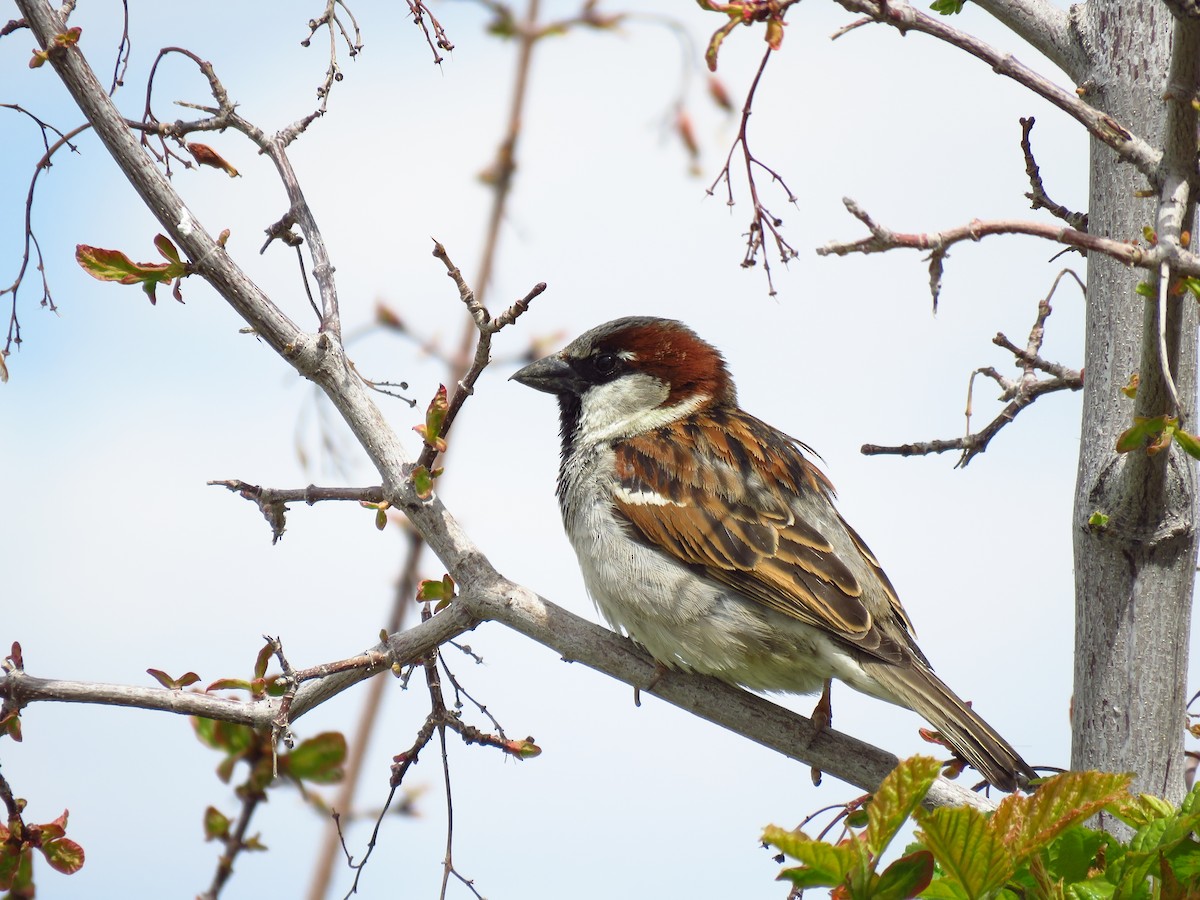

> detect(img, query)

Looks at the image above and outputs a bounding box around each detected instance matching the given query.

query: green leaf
[1116,415,1175,454]
[1046,826,1108,883]
[0,843,24,891]
[1174,428,1200,460]
[254,641,273,681]
[930,0,965,12]
[375,506,388,530]
[192,716,257,756]
[1066,880,1117,900]
[154,233,181,264]
[206,677,252,693]
[918,805,1014,897]
[1164,840,1200,880]
[867,756,942,858]
[503,738,542,759]
[204,806,231,840]
[413,385,450,452]
[411,465,439,500]
[40,834,85,874]
[873,849,933,900]
[416,573,456,603]
[920,878,972,900]
[1135,281,1155,298]
[1179,276,1200,300]
[704,18,739,72]
[763,825,857,888]
[146,668,200,689]
[285,732,347,783]
[993,770,1132,862]
[75,242,188,305]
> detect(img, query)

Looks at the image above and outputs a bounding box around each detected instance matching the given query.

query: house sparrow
[512,316,1035,792]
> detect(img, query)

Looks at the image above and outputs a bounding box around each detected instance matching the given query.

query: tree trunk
[1073,1,1199,802]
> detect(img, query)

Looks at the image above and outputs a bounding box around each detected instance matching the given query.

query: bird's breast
[555,444,866,695]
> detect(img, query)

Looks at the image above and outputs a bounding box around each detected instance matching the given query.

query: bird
[511,315,1036,792]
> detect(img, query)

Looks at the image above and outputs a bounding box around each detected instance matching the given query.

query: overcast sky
[1,1,1150,898]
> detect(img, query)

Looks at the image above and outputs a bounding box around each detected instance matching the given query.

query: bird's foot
[633,662,671,707]
[810,678,834,733]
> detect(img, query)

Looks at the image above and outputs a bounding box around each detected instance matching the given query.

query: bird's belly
[566,500,870,696]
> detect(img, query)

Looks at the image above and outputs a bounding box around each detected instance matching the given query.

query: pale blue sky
[1,1,1118,897]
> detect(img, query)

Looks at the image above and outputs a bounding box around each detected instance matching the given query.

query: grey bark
[1072,2,1200,802]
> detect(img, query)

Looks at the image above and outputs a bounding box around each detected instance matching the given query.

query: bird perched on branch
[512,316,1034,792]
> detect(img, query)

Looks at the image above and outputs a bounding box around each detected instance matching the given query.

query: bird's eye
[592,352,619,376]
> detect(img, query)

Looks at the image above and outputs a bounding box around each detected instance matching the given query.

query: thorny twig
[707,46,799,296]
[861,269,1085,467]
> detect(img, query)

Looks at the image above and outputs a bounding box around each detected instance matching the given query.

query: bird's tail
[863,660,1036,793]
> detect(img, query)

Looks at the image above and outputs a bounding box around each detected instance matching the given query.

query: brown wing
[613,408,914,665]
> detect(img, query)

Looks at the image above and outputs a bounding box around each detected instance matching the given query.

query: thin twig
[1020,116,1088,231]
[706,46,798,296]
[863,269,1085,467]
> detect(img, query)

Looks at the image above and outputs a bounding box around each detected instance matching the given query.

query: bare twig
[199,771,267,900]
[863,269,1085,467]
[819,198,1194,311]
[107,0,130,95]
[1020,117,1088,231]
[301,0,363,113]
[207,480,386,543]
[706,47,799,296]
[1,114,88,362]
[421,241,545,469]
[404,0,455,64]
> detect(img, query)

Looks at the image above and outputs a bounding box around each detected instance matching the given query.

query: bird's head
[511,317,737,449]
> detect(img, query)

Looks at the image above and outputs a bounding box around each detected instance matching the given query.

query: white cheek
[575,374,708,445]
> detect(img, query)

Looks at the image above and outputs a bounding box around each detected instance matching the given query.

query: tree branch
[818,198,1198,310]
[970,0,1088,82]
[832,0,1161,183]
[13,0,1010,812]
[0,583,997,812]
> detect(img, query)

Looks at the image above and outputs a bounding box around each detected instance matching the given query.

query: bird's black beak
[511,353,584,396]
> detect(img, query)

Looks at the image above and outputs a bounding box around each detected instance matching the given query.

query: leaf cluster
[765,756,1200,899]
[0,808,85,894]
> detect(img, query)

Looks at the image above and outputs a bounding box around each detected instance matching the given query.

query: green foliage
[762,757,1200,900]
[416,573,457,612]
[1115,414,1200,460]
[930,0,966,13]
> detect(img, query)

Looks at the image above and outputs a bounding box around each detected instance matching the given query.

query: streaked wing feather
[613,411,909,663]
